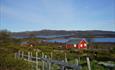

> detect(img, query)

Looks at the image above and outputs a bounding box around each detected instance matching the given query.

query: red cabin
[66,38,88,49]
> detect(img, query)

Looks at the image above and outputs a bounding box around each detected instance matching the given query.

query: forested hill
[12,30,115,38]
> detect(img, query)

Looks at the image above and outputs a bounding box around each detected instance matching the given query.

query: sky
[0,0,115,32]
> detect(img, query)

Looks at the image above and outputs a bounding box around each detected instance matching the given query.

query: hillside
[12,30,115,38]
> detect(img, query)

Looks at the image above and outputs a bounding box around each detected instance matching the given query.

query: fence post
[78,56,80,63]
[48,52,53,70]
[86,57,91,70]
[28,52,30,62]
[18,50,21,58]
[60,60,65,70]
[21,51,24,59]
[36,52,38,70]
[30,52,32,57]
[75,58,79,65]
[64,53,68,63]
[42,52,45,70]
[15,53,17,59]
[44,55,48,70]
[64,53,68,70]
[48,61,51,70]
[50,52,53,60]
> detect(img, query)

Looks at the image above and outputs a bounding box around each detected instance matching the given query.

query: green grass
[0,48,32,70]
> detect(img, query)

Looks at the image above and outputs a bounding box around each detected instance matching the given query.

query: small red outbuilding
[66,38,88,49]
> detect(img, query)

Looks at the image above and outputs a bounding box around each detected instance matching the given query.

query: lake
[46,38,115,43]
[14,35,72,39]
[14,35,115,43]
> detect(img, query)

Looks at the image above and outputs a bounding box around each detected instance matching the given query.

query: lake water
[93,38,115,43]
[36,35,73,38]
[14,35,115,43]
[47,38,115,43]
[14,35,72,39]
[47,39,68,43]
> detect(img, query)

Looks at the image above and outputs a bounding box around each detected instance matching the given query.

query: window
[80,44,83,47]
[84,43,87,46]
[74,44,76,47]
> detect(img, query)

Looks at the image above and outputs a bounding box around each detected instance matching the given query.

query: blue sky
[0,0,115,32]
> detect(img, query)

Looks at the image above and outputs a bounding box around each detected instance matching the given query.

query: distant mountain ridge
[12,30,115,38]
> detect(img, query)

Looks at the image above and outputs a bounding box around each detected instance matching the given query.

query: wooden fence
[15,51,81,70]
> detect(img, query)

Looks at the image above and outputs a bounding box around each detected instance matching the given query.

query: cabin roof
[66,38,85,44]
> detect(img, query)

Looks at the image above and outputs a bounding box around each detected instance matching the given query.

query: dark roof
[66,38,83,44]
